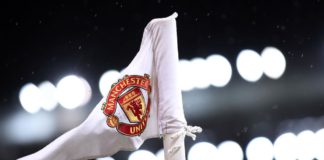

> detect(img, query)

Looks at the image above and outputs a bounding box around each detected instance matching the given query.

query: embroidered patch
[102,74,151,136]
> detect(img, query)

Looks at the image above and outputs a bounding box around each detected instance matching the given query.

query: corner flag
[19,12,201,160]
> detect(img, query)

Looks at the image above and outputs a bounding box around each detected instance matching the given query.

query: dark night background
[2,0,324,159]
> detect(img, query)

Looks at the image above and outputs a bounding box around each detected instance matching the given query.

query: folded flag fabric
[19,12,201,160]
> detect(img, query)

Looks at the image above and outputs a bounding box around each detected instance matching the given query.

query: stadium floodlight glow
[97,157,115,160]
[206,54,232,87]
[57,75,92,109]
[273,132,298,160]
[217,140,243,160]
[155,149,164,160]
[315,128,324,160]
[179,59,195,91]
[4,111,55,144]
[246,137,274,160]
[188,142,218,160]
[19,83,42,114]
[190,58,210,89]
[99,70,121,96]
[128,150,158,160]
[38,81,58,111]
[296,130,316,160]
[261,47,286,79]
[236,49,263,82]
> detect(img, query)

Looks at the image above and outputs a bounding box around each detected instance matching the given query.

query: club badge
[102,74,151,136]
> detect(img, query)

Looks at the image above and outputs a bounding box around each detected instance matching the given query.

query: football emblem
[102,74,151,136]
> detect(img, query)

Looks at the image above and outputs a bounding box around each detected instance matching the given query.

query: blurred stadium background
[2,0,324,159]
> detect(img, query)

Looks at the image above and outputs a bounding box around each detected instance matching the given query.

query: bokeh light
[155,149,164,160]
[206,54,232,87]
[190,58,210,89]
[38,81,58,111]
[19,83,42,114]
[273,132,298,160]
[315,128,324,160]
[217,140,243,160]
[128,150,158,160]
[179,59,195,91]
[236,49,263,82]
[56,75,91,109]
[246,137,274,160]
[296,130,316,160]
[99,70,121,96]
[261,47,286,79]
[188,142,218,160]
[78,77,92,106]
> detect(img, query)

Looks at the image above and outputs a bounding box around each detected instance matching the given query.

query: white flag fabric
[19,12,196,160]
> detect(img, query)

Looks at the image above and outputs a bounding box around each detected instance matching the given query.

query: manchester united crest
[102,74,151,136]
